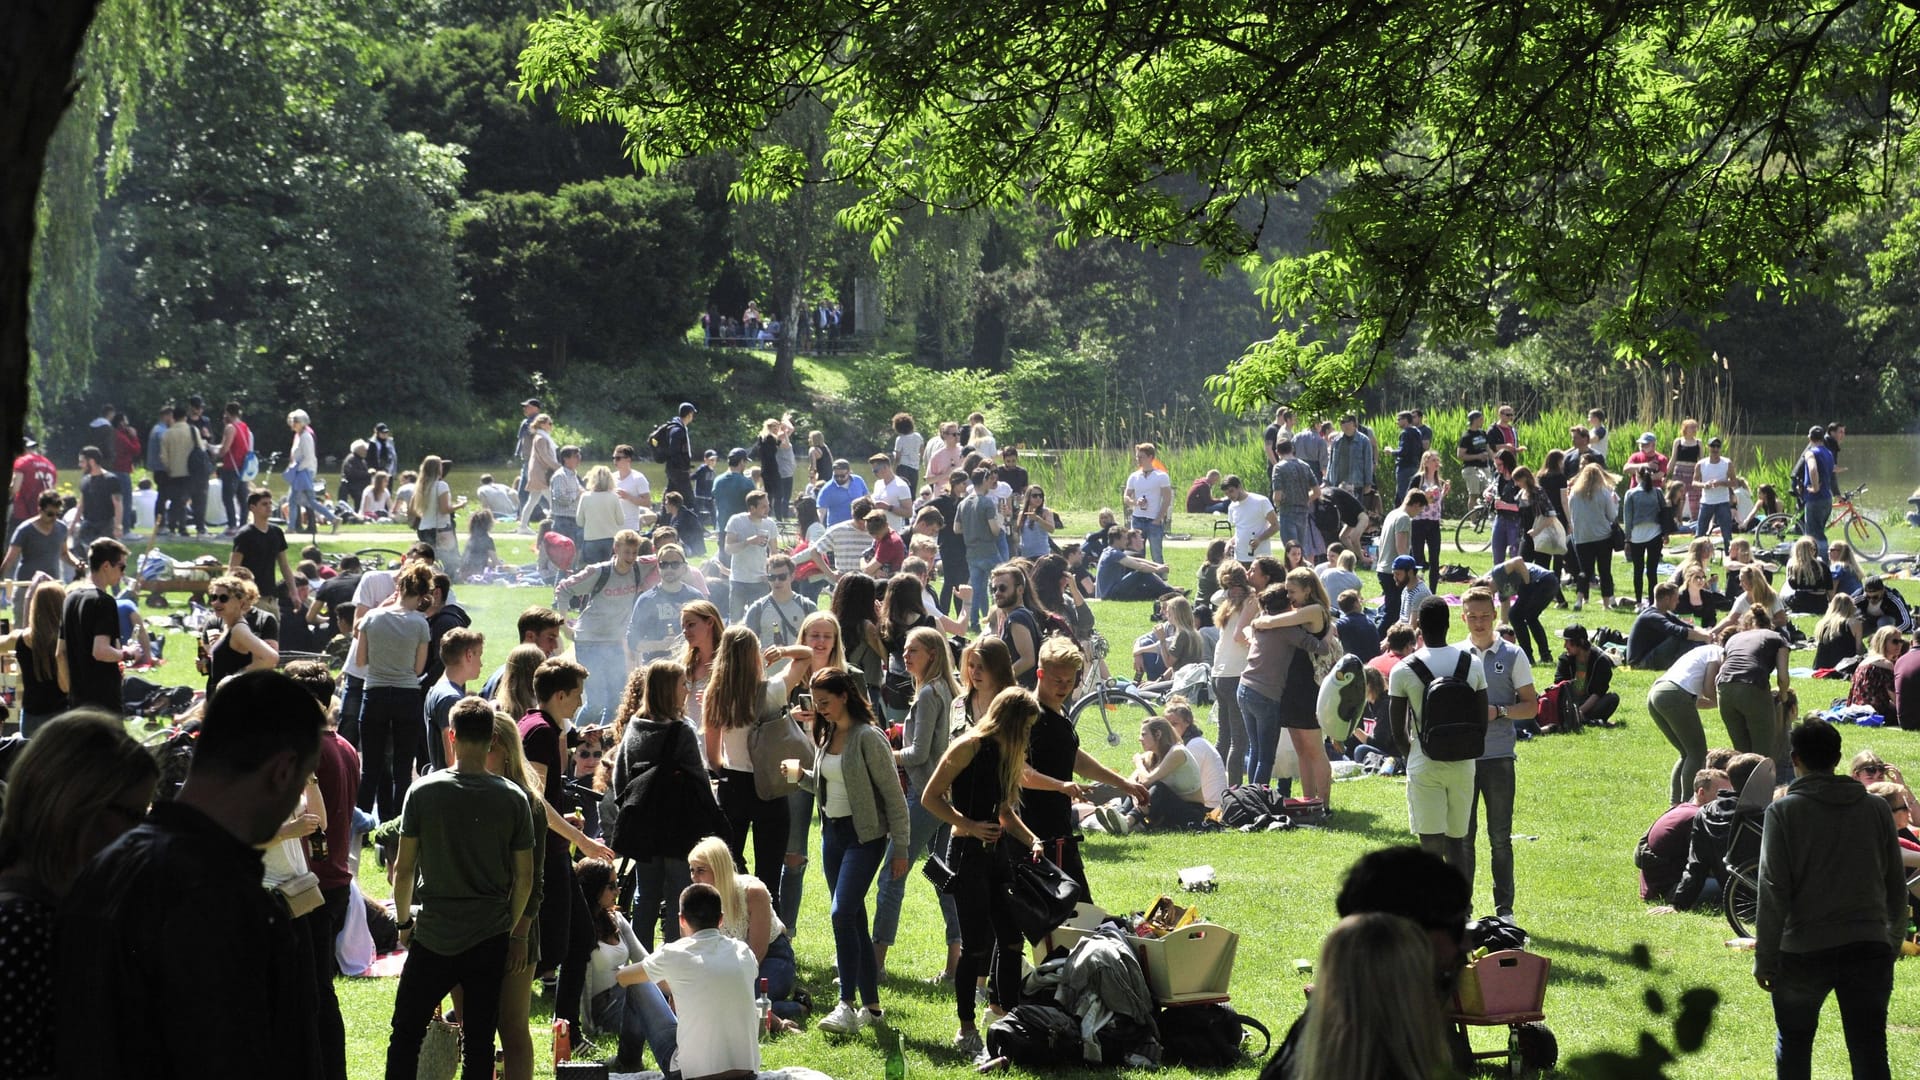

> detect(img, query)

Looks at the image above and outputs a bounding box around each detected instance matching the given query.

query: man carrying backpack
[553,530,649,724]
[1388,596,1489,870]
[654,402,697,499]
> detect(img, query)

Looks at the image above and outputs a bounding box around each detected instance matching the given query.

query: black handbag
[921,852,959,894]
[1000,845,1080,944]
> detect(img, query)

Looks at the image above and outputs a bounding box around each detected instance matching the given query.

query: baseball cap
[522,398,542,408]
[680,402,700,414]
[187,394,205,408]
[1707,436,1723,448]
[22,435,37,450]
[727,447,750,464]
[1638,431,1656,444]
[1391,555,1420,571]
[1559,624,1590,647]
[374,422,390,433]
[1467,409,1484,420]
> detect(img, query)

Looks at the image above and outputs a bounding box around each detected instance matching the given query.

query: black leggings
[949,835,1022,1026]
[356,686,423,821]
[1411,519,1442,592]
[1509,582,1554,664]
[718,769,790,911]
[536,851,596,1032]
[1626,540,1662,603]
[1573,539,1614,601]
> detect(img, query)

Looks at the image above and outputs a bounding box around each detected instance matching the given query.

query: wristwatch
[1495,706,1507,720]
[395,918,414,931]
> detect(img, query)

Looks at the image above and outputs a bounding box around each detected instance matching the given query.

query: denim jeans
[1771,941,1894,1080]
[573,639,631,726]
[1133,516,1166,564]
[874,788,960,947]
[1236,682,1286,786]
[821,815,889,1007]
[1276,508,1310,552]
[1801,495,1832,559]
[779,788,814,934]
[1377,570,1405,629]
[286,468,336,526]
[357,686,424,821]
[385,934,508,1080]
[1212,676,1246,786]
[590,980,678,1075]
[967,554,1000,633]
[339,672,366,749]
[1464,756,1516,916]
[1695,501,1735,547]
[218,466,245,531]
[628,856,691,951]
[1491,515,1521,564]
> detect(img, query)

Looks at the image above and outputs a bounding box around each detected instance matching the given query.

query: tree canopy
[520,0,1920,414]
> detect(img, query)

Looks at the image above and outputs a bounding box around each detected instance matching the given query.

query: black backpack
[985,1005,1082,1066]
[1158,1004,1271,1067]
[1406,653,1484,761]
[607,721,721,860]
[646,421,676,464]
[1218,784,1285,828]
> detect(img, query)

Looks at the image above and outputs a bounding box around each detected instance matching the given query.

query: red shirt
[869,529,906,574]
[220,419,253,472]
[11,452,55,522]
[111,426,141,474]
[1640,801,1699,900]
[311,731,361,890]
[1185,478,1216,513]
[1367,651,1404,680]
[1627,450,1669,481]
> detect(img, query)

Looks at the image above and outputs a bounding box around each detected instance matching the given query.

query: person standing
[1412,452,1448,592]
[57,538,134,713]
[873,625,960,978]
[513,397,542,495]
[1327,415,1377,502]
[957,469,1004,633]
[725,491,781,624]
[1374,491,1423,627]
[547,445,585,545]
[1296,419,1332,484]
[1755,719,1907,1080]
[816,457,871,527]
[518,414,559,533]
[215,402,254,535]
[1023,638,1149,903]
[1461,588,1538,918]
[869,454,913,534]
[1716,613,1794,774]
[1388,597,1489,871]
[787,667,910,1035]
[554,530,648,722]
[712,447,756,535]
[1,491,82,609]
[1123,442,1173,564]
[74,446,123,551]
[659,402,696,499]
[607,660,717,949]
[610,444,652,531]
[231,488,295,605]
[9,434,55,537]
[385,696,536,1080]
[1267,438,1320,554]
[742,553,814,649]
[353,564,433,821]
[58,671,326,1079]
[1456,409,1495,501]
[1393,410,1422,500]
[283,410,337,535]
[422,628,485,771]
[1224,474,1278,565]
[1693,436,1738,548]
[147,405,177,535]
[1794,425,1838,559]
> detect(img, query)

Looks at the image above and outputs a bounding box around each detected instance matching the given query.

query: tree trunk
[773,277,804,389]
[3,1,102,495]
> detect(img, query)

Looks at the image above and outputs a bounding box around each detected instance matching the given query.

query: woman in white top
[1210,564,1255,786]
[1716,565,1787,635]
[575,858,680,1070]
[409,455,460,551]
[576,465,625,564]
[687,835,801,1019]
[283,409,338,532]
[892,413,925,493]
[1646,627,1729,804]
[704,626,806,913]
[965,412,997,460]
[359,469,392,521]
[1119,718,1205,831]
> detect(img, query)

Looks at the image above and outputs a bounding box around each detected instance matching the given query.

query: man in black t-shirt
[231,489,293,600]
[312,555,364,634]
[75,446,123,546]
[996,447,1030,499]
[59,538,134,711]
[1023,638,1148,904]
[1456,410,1495,501]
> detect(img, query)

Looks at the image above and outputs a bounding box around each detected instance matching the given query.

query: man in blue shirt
[711,449,755,536]
[1797,425,1838,559]
[814,457,870,526]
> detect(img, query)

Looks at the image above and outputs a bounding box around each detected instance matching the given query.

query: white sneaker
[818,1001,867,1035]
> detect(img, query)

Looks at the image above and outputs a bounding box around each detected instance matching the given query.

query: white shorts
[1407,758,1477,838]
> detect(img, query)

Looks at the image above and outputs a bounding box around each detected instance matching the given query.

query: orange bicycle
[1755,483,1888,559]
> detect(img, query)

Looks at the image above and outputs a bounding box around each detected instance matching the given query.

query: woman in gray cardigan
[787,666,911,1035]
[873,626,963,979]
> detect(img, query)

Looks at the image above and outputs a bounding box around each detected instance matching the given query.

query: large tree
[520,0,1920,413]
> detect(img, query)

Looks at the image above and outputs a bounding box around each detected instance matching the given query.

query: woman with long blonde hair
[1828,540,1867,595]
[1296,913,1453,1080]
[873,625,964,977]
[1413,450,1449,592]
[1783,536,1832,615]
[1812,593,1864,670]
[0,581,67,734]
[487,709,547,1080]
[492,643,548,720]
[409,454,457,546]
[706,626,806,911]
[1717,564,1784,635]
[920,687,1045,1056]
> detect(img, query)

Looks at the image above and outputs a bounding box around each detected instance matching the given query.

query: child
[462,509,503,582]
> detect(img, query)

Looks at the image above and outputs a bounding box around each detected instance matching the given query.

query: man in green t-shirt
[386,696,535,1080]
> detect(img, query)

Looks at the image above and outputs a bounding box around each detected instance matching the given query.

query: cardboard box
[1132,922,1238,1004]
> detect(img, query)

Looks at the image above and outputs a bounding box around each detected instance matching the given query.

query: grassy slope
[126,507,1920,1077]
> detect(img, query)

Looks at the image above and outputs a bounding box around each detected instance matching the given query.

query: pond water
[1740,433,1920,517]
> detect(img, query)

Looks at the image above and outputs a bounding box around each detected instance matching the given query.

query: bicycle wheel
[1453,506,1493,553]
[1844,514,1889,560]
[354,547,409,571]
[1067,687,1158,753]
[1724,864,1761,939]
[1753,513,1793,547]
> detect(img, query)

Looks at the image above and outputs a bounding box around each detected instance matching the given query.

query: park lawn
[127,519,1920,1078]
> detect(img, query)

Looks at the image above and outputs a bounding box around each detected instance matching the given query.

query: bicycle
[326,547,411,571]
[1754,483,1888,560]
[1064,631,1159,747]
[1453,503,1494,553]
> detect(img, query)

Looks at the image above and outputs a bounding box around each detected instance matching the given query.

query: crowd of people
[1,393,1916,1079]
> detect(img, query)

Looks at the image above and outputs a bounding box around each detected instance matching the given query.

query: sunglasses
[1860,764,1886,776]
[208,593,231,603]
[576,749,604,761]
[766,573,791,583]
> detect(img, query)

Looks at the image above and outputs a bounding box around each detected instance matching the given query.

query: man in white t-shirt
[474,474,521,521]
[1693,435,1738,548]
[612,443,653,531]
[1122,442,1173,563]
[619,883,759,1079]
[868,453,913,533]
[723,491,781,624]
[1222,474,1277,564]
[1387,596,1489,871]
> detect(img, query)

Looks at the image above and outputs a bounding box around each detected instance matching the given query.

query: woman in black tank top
[921,687,1047,1054]
[198,575,278,695]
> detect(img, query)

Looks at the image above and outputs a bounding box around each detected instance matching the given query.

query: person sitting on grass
[1095,526,1178,601]
[1162,698,1229,811]
[1667,752,1769,912]
[1097,718,1209,834]
[575,857,681,1073]
[1637,768,1729,904]
[462,509,504,582]
[613,882,761,1080]
[1553,625,1620,726]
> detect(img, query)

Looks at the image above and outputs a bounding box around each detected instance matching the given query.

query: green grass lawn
[124,518,1920,1078]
